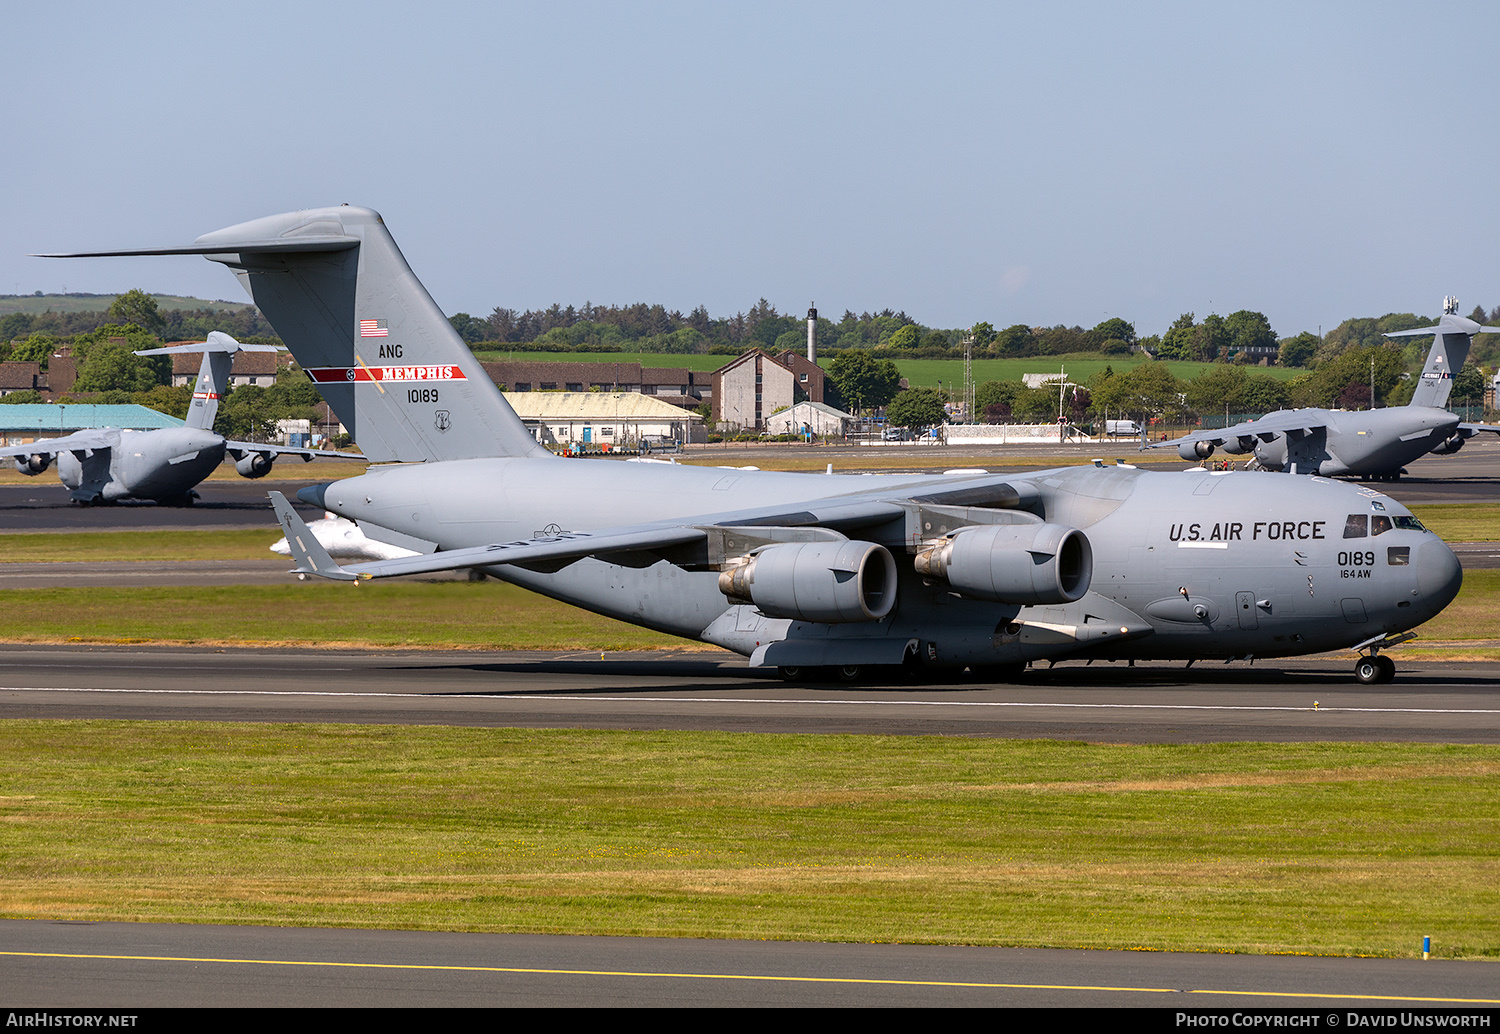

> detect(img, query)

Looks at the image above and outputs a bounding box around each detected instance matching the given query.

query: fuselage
[57,426,226,504]
[301,458,1462,668]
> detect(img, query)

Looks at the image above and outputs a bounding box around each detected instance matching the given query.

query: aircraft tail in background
[1387,298,1500,410]
[135,331,280,430]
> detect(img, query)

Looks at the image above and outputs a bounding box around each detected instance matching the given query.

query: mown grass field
[0,723,1493,956]
[469,349,1306,389]
[0,580,691,651]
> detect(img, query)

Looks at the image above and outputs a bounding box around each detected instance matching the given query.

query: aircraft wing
[1458,422,1500,437]
[1140,411,1327,452]
[224,441,365,462]
[272,491,718,581]
[268,482,945,583]
[0,428,121,459]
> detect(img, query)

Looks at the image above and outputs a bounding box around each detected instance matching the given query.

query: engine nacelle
[235,452,274,478]
[913,522,1092,605]
[1220,435,1256,456]
[13,454,49,476]
[1178,439,1215,461]
[718,540,897,623]
[1429,435,1465,456]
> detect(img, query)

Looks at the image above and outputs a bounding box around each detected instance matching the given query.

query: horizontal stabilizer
[35,237,358,258]
[134,331,282,357]
[269,491,359,581]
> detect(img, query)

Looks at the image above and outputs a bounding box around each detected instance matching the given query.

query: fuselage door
[1235,591,1258,630]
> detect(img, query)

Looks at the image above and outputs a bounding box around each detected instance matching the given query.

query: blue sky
[6,1,1498,340]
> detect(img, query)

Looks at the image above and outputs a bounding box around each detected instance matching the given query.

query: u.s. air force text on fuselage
[1167,520,1328,543]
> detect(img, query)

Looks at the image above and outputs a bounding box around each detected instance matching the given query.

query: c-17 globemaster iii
[0,332,362,505]
[46,205,1463,683]
[1143,298,1500,481]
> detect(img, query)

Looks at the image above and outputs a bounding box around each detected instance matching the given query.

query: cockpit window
[1387,546,1410,566]
[1393,515,1426,532]
[1371,515,1393,536]
[1343,514,1368,538]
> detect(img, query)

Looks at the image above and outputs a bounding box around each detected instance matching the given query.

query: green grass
[0,529,282,563]
[893,355,1303,389]
[1412,569,1500,642]
[1409,503,1500,542]
[472,349,729,371]
[468,350,1308,388]
[0,581,692,651]
[0,724,1493,956]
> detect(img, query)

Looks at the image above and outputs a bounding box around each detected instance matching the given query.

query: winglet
[268,491,361,581]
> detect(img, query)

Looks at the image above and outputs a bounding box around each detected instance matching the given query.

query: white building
[502,392,702,447]
[763,400,857,437]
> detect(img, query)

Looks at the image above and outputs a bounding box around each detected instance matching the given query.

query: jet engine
[235,452,274,478]
[1429,435,1465,456]
[912,522,1092,605]
[1178,439,1215,461]
[1220,435,1256,456]
[718,540,897,623]
[13,454,49,476]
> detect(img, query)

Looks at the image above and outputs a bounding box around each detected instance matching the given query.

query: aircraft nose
[1415,538,1463,618]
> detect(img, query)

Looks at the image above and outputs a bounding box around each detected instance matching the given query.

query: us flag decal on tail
[359,319,389,337]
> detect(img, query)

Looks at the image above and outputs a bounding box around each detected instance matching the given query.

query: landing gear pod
[14,454,49,476]
[718,541,897,623]
[235,452,274,478]
[913,523,1092,605]
[1178,439,1215,461]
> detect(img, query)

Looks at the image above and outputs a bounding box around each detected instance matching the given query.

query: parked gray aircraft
[47,206,1463,682]
[0,332,361,504]
[1143,300,1500,480]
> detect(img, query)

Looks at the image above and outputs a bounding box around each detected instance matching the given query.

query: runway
[3,645,1498,743]
[0,478,326,532]
[3,919,1496,1008]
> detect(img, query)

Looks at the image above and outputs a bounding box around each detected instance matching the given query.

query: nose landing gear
[1352,632,1417,684]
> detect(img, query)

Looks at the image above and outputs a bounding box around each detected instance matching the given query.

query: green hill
[0,293,252,315]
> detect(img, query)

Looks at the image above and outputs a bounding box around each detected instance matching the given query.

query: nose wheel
[1354,654,1396,684]
[1352,632,1415,684]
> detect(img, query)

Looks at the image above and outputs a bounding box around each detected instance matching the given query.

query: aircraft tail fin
[1386,308,1500,410]
[135,331,280,430]
[56,206,549,463]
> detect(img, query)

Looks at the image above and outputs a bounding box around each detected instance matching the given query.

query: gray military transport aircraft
[1143,299,1500,480]
[46,205,1463,683]
[0,332,361,505]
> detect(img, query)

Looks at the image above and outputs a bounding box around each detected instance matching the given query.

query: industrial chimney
[806,303,817,363]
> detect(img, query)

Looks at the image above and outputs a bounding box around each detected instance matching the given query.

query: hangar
[502,392,703,447]
[0,403,181,447]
